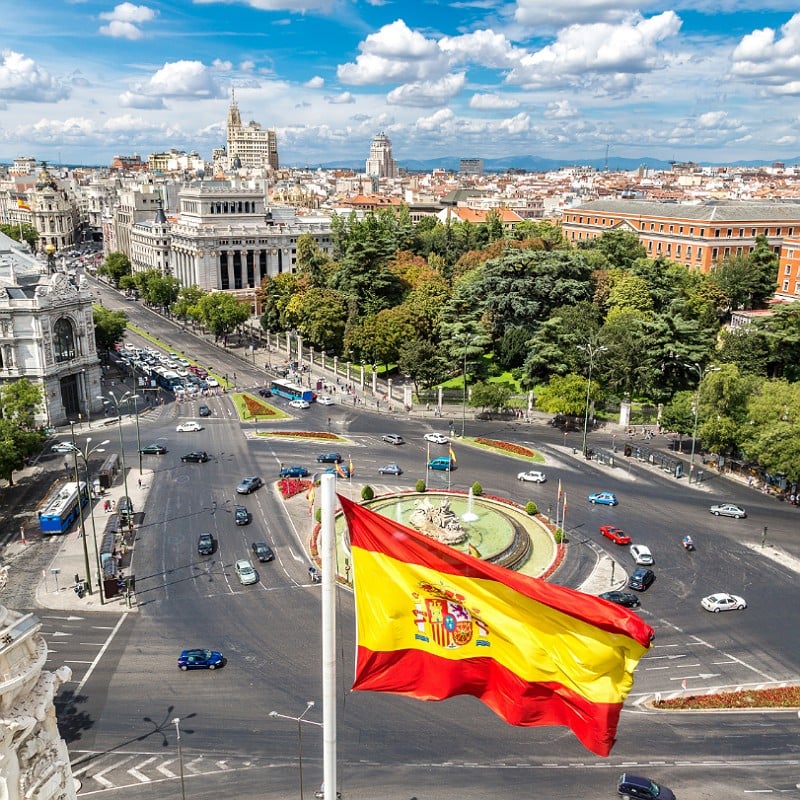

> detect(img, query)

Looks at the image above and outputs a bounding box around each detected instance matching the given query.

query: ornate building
[28,165,80,255]
[0,567,78,800]
[225,91,279,171]
[365,133,398,179]
[0,231,101,427]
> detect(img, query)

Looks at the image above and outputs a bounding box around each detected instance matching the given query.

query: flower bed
[474,437,534,458]
[259,431,340,440]
[654,685,800,710]
[242,394,275,417]
[278,478,312,499]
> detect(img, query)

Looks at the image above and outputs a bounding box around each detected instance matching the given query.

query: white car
[206,378,219,388]
[51,442,75,454]
[517,470,546,483]
[176,421,203,432]
[701,592,747,612]
[316,395,335,406]
[424,432,450,444]
[235,559,258,585]
[289,399,311,409]
[629,544,654,565]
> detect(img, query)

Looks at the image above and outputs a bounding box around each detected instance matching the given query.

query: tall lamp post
[578,343,607,456]
[269,701,320,800]
[682,361,720,484]
[67,432,110,603]
[455,333,477,439]
[171,717,186,800]
[99,390,138,506]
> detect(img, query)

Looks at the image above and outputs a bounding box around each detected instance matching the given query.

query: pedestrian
[137,477,142,489]
[64,460,70,475]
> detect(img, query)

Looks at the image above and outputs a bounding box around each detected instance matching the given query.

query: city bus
[270,379,314,403]
[38,481,89,534]
[150,367,184,392]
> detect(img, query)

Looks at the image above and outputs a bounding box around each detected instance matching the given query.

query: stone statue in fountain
[408,497,468,545]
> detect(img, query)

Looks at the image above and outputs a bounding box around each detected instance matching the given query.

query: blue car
[588,491,618,506]
[279,466,309,478]
[178,648,226,670]
[428,457,455,471]
[325,464,352,478]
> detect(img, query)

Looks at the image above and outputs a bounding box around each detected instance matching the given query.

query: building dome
[35,162,58,191]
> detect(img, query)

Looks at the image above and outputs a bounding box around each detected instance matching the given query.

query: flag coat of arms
[339,495,653,757]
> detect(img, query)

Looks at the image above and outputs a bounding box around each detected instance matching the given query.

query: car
[252,541,275,562]
[316,452,342,463]
[258,387,273,397]
[234,505,251,526]
[428,456,455,471]
[177,648,226,671]
[424,432,450,444]
[51,442,75,454]
[588,491,618,506]
[701,592,747,612]
[237,476,264,494]
[176,421,202,432]
[517,470,546,483]
[235,559,258,585]
[617,773,675,800]
[140,443,167,455]
[197,533,214,555]
[629,544,654,565]
[628,568,656,592]
[599,591,641,609]
[316,395,335,406]
[279,465,310,478]
[198,405,211,417]
[206,377,219,388]
[600,525,631,545]
[181,450,209,463]
[382,434,405,445]
[289,399,311,409]
[378,463,403,475]
[709,502,747,519]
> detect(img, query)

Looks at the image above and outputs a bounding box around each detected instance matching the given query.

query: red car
[600,525,631,545]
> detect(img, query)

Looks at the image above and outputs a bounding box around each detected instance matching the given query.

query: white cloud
[438,29,522,68]
[337,19,447,85]
[469,93,520,110]
[544,100,579,119]
[194,0,334,12]
[119,90,165,109]
[122,60,225,106]
[515,0,641,27]
[305,75,325,88]
[240,60,256,72]
[507,12,682,90]
[324,91,355,104]
[387,73,465,107]
[731,13,800,95]
[99,3,157,39]
[0,50,70,103]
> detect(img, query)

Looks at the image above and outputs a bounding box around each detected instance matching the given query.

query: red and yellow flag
[448,444,456,464]
[339,496,653,757]
[16,197,31,211]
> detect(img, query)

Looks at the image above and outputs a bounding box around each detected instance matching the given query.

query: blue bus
[150,367,184,392]
[39,481,89,534]
[270,379,314,403]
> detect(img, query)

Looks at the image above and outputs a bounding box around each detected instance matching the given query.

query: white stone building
[0,231,101,427]
[226,92,279,171]
[365,133,398,179]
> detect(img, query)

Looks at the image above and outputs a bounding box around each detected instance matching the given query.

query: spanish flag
[336,461,348,479]
[448,444,456,464]
[340,496,653,756]
[16,197,31,211]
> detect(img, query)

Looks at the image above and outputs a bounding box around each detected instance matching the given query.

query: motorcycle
[682,535,695,551]
[308,566,322,584]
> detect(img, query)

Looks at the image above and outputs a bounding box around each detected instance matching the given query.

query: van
[117,496,134,521]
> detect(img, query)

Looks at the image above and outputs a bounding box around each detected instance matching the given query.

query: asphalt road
[18,282,800,799]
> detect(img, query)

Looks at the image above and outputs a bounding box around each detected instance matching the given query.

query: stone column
[333,356,338,379]
[309,346,315,368]
[387,378,394,404]
[285,331,291,357]
[372,370,377,395]
[359,364,365,390]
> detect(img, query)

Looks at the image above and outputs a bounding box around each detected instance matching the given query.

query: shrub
[525,501,537,516]
[554,528,564,543]
[415,479,426,492]
[361,485,374,501]
[471,481,483,496]
[314,507,322,523]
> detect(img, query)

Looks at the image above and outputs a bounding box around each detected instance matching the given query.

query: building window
[776,228,782,236]
[53,318,77,363]
[752,228,757,236]
[739,229,744,237]
[783,280,789,291]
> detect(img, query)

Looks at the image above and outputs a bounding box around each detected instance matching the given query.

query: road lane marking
[74,612,128,695]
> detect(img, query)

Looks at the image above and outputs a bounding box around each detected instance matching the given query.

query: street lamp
[455,334,477,439]
[682,361,720,484]
[99,390,138,508]
[171,717,186,800]
[67,430,111,603]
[269,701,321,800]
[577,343,607,456]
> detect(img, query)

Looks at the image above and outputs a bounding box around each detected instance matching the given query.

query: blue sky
[2,1,800,167]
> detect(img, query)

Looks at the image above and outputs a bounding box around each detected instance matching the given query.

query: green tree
[0,378,44,429]
[93,306,128,353]
[469,381,513,411]
[295,233,333,288]
[0,223,39,250]
[586,229,647,270]
[535,373,595,417]
[483,209,504,243]
[511,220,567,249]
[290,286,347,353]
[172,285,206,326]
[397,337,450,396]
[258,272,300,332]
[98,251,132,284]
[197,292,250,341]
[752,301,800,381]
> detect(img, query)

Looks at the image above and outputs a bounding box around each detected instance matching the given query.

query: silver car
[517,470,546,483]
[709,503,746,519]
[629,544,654,565]
[235,559,258,585]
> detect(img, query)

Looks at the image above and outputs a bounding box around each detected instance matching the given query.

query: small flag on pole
[681,678,687,691]
[449,444,457,464]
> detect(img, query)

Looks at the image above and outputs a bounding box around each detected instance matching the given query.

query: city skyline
[2,1,800,168]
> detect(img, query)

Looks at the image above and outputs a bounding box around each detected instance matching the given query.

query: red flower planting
[264,431,340,440]
[242,395,275,417]
[475,437,534,457]
[277,478,312,499]
[654,685,800,710]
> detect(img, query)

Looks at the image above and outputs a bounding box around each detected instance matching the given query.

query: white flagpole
[320,473,338,800]
[555,481,561,531]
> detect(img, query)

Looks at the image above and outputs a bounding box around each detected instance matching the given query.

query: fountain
[461,487,479,523]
